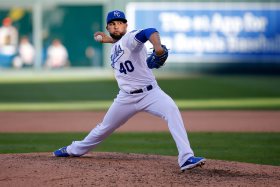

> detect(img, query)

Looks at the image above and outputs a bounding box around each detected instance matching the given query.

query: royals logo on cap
[113,11,121,17]
[107,10,127,24]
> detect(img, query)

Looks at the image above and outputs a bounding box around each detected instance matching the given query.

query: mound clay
[0,152,279,186]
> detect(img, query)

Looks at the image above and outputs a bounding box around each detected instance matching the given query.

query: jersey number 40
[119,60,134,74]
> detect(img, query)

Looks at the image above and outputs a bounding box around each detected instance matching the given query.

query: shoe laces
[60,147,67,153]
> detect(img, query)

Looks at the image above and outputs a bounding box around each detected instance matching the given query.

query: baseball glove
[146,45,168,69]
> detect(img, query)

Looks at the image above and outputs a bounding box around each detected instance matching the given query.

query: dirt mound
[0,152,279,187]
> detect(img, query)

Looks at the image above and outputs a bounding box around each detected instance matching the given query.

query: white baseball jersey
[110,30,156,93]
[66,29,195,168]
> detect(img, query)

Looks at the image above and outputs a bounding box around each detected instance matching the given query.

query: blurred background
[0,0,279,74]
[0,1,279,165]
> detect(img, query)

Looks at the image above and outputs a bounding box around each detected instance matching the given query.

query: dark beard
[110,33,124,41]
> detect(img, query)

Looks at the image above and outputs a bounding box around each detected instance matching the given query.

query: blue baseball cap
[106,10,127,24]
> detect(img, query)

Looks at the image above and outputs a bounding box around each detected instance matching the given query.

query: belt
[130,85,153,94]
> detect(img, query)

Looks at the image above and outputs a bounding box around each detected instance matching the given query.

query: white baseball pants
[67,85,194,166]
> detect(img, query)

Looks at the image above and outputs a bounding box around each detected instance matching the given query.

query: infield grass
[0,132,279,166]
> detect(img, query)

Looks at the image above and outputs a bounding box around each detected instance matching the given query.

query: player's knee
[167,102,180,113]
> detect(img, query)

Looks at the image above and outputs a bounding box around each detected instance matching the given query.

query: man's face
[106,20,127,40]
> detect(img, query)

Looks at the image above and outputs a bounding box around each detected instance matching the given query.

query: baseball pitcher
[53,10,206,171]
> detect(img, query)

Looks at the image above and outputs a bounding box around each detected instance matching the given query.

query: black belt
[130,85,153,94]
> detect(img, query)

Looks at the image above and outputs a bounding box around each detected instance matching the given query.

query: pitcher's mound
[0,152,279,186]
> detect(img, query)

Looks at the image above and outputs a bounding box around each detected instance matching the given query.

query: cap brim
[107,18,127,24]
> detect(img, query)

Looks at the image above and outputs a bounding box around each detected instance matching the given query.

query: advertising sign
[126,3,280,63]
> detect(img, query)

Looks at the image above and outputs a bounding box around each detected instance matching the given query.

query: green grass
[0,132,279,166]
[1,98,280,111]
[0,75,280,110]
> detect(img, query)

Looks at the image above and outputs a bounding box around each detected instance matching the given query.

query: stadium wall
[0,0,279,74]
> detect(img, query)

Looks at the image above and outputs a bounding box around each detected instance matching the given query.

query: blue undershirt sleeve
[135,28,158,43]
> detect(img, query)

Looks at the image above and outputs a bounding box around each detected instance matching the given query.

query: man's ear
[124,23,128,31]
[106,25,108,31]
